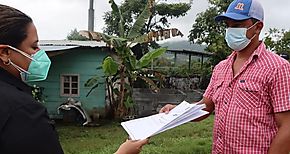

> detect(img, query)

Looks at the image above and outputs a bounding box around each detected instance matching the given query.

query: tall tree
[189,0,232,65]
[103,0,192,60]
[103,0,192,36]
[264,28,290,60]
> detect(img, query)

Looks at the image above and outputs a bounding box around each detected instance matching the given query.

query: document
[121,101,208,140]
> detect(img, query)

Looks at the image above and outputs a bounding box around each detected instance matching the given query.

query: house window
[61,74,80,96]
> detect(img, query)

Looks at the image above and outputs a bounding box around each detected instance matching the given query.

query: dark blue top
[0,68,64,154]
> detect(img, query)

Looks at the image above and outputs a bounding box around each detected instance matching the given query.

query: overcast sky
[1,0,290,41]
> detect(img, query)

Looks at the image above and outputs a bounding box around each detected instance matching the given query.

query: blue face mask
[8,46,51,82]
[225,22,258,51]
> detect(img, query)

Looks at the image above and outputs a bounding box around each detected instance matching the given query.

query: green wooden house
[34,40,110,119]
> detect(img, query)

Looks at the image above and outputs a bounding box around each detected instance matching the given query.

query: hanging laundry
[163,29,171,39]
[171,28,178,37]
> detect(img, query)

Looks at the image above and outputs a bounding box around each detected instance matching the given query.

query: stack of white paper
[121,101,208,140]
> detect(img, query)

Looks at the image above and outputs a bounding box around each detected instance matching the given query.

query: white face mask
[225,22,258,51]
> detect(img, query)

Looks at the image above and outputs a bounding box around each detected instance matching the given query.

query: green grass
[57,115,214,154]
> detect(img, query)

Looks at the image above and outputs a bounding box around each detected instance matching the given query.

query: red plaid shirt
[204,42,290,154]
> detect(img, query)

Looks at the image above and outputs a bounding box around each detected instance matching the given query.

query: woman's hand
[115,139,149,154]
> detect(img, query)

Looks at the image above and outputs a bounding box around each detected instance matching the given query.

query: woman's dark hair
[0,4,33,48]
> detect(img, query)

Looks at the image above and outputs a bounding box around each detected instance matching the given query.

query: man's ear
[0,45,11,63]
[256,22,264,34]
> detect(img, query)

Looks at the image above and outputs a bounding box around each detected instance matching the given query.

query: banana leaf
[127,2,151,39]
[84,75,99,87]
[102,56,119,76]
[131,34,149,43]
[124,95,135,109]
[137,48,166,68]
[109,0,125,37]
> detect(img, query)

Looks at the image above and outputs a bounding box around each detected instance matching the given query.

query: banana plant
[84,0,167,119]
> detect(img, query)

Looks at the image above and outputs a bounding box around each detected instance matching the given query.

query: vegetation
[188,0,289,87]
[31,85,45,103]
[103,0,192,36]
[189,0,290,64]
[186,0,231,88]
[264,28,290,60]
[189,0,232,66]
[103,0,192,52]
[58,115,214,154]
[67,28,89,41]
[84,0,167,119]
[153,59,203,77]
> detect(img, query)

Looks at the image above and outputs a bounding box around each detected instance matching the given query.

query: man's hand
[115,139,149,154]
[159,97,214,115]
[159,104,176,114]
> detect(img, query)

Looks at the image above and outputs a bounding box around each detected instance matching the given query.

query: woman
[0,4,147,154]
[0,4,63,154]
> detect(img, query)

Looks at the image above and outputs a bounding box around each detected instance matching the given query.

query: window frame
[60,74,80,97]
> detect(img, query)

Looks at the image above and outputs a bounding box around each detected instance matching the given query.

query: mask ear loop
[249,33,257,41]
[8,59,31,75]
[247,22,259,41]
[7,45,35,62]
[2,58,30,74]
[247,21,259,30]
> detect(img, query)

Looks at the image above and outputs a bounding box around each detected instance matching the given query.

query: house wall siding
[32,48,108,118]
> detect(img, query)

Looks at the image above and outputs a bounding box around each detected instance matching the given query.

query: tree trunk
[105,77,115,119]
[117,65,126,118]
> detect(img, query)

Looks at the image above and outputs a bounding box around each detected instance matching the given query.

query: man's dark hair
[251,18,259,24]
[0,4,33,48]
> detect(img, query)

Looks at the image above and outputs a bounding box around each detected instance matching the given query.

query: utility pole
[88,0,94,32]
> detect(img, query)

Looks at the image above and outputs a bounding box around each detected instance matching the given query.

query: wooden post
[201,55,204,70]
[174,52,177,67]
[188,54,192,70]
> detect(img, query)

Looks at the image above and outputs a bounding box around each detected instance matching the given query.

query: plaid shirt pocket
[236,81,263,110]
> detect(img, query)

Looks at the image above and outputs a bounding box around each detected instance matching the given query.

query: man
[160,0,290,153]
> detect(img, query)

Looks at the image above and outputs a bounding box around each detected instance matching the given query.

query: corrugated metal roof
[39,40,108,51]
[39,40,107,47]
[41,46,80,51]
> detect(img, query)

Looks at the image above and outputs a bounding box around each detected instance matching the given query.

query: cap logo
[235,3,245,10]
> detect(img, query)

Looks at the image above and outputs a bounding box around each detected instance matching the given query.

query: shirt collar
[252,42,265,57]
[0,68,32,95]
[227,42,266,63]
